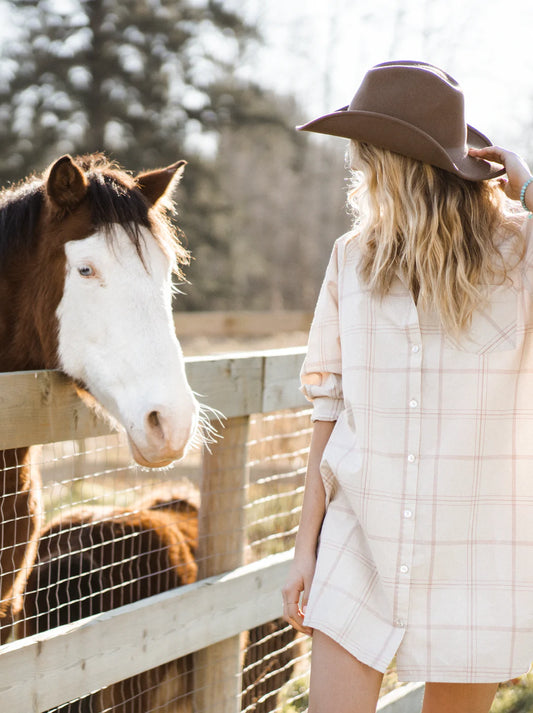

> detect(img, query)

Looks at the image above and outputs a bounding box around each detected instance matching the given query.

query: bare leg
[422,682,499,713]
[308,630,383,713]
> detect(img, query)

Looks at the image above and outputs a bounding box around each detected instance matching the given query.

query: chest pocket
[445,281,518,355]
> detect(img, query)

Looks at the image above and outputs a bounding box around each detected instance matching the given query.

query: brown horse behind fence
[20,485,298,713]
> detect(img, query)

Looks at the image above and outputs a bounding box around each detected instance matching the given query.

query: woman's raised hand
[469,146,532,202]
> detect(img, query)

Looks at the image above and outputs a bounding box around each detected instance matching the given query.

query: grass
[491,674,533,713]
[278,670,533,713]
[280,674,309,713]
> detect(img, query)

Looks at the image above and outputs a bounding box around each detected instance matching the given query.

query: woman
[282,60,533,713]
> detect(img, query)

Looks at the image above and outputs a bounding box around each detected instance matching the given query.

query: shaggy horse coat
[21,486,297,713]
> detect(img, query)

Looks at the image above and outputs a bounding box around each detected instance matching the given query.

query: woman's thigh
[421,681,499,713]
[308,630,383,713]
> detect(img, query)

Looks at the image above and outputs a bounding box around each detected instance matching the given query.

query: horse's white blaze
[56,226,199,467]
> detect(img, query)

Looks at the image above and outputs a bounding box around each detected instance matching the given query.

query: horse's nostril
[147,410,161,429]
[146,410,165,441]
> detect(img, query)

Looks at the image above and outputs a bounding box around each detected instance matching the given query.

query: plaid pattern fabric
[301,223,533,683]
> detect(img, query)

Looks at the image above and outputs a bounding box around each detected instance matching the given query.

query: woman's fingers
[468,146,505,165]
[283,598,313,635]
[282,555,317,635]
[469,146,532,201]
[282,577,313,635]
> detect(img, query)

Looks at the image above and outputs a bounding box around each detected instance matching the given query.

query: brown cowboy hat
[297,60,504,181]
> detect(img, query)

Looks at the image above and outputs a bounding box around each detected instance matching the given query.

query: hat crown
[349,62,467,150]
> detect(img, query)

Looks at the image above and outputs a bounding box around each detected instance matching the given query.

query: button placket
[394,326,423,629]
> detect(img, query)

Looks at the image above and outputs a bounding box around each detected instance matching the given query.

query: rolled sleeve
[301,372,344,421]
[300,237,344,421]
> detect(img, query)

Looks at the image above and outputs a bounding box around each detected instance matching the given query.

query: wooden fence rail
[0,347,423,713]
[173,310,312,339]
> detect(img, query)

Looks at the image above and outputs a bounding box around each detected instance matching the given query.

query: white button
[394,618,406,628]
[403,509,413,519]
[411,344,420,353]
[400,564,409,574]
[407,453,416,463]
[409,399,418,408]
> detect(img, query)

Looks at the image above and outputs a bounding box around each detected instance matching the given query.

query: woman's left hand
[282,552,316,635]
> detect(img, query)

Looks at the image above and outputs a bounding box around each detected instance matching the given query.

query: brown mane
[0,179,45,263]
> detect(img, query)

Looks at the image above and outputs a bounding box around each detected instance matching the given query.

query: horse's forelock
[68,156,188,269]
[86,173,151,258]
[85,171,189,274]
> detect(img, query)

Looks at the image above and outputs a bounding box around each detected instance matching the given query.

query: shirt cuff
[310,396,344,422]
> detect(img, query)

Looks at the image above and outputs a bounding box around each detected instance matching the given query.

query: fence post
[193,415,250,713]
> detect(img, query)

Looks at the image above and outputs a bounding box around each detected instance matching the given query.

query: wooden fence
[0,347,423,713]
[173,310,313,339]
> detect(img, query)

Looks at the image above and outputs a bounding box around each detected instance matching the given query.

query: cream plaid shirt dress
[301,218,533,683]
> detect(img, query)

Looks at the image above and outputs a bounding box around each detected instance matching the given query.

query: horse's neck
[0,448,33,494]
[0,262,59,371]
[0,278,17,370]
[0,446,42,638]
[0,447,42,570]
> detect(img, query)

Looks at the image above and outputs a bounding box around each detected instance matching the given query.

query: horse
[0,153,201,642]
[20,487,199,713]
[20,484,299,713]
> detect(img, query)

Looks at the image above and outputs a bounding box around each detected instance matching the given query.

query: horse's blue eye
[78,265,94,277]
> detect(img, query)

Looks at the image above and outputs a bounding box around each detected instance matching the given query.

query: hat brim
[297,109,504,181]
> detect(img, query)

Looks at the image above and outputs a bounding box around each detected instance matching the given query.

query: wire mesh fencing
[0,402,312,713]
[243,409,312,713]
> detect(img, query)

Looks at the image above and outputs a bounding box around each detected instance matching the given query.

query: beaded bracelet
[520,177,533,215]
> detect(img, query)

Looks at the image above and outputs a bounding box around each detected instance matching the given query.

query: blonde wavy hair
[348,140,524,333]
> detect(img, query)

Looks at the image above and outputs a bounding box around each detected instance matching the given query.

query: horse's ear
[45,155,88,210]
[136,160,187,206]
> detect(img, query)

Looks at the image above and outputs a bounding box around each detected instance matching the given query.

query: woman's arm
[282,419,336,634]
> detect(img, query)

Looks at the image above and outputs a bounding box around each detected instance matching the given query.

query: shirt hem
[395,662,531,684]
[306,620,532,684]
[304,619,392,674]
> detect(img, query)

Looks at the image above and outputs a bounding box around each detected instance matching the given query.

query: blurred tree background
[0,0,349,311]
